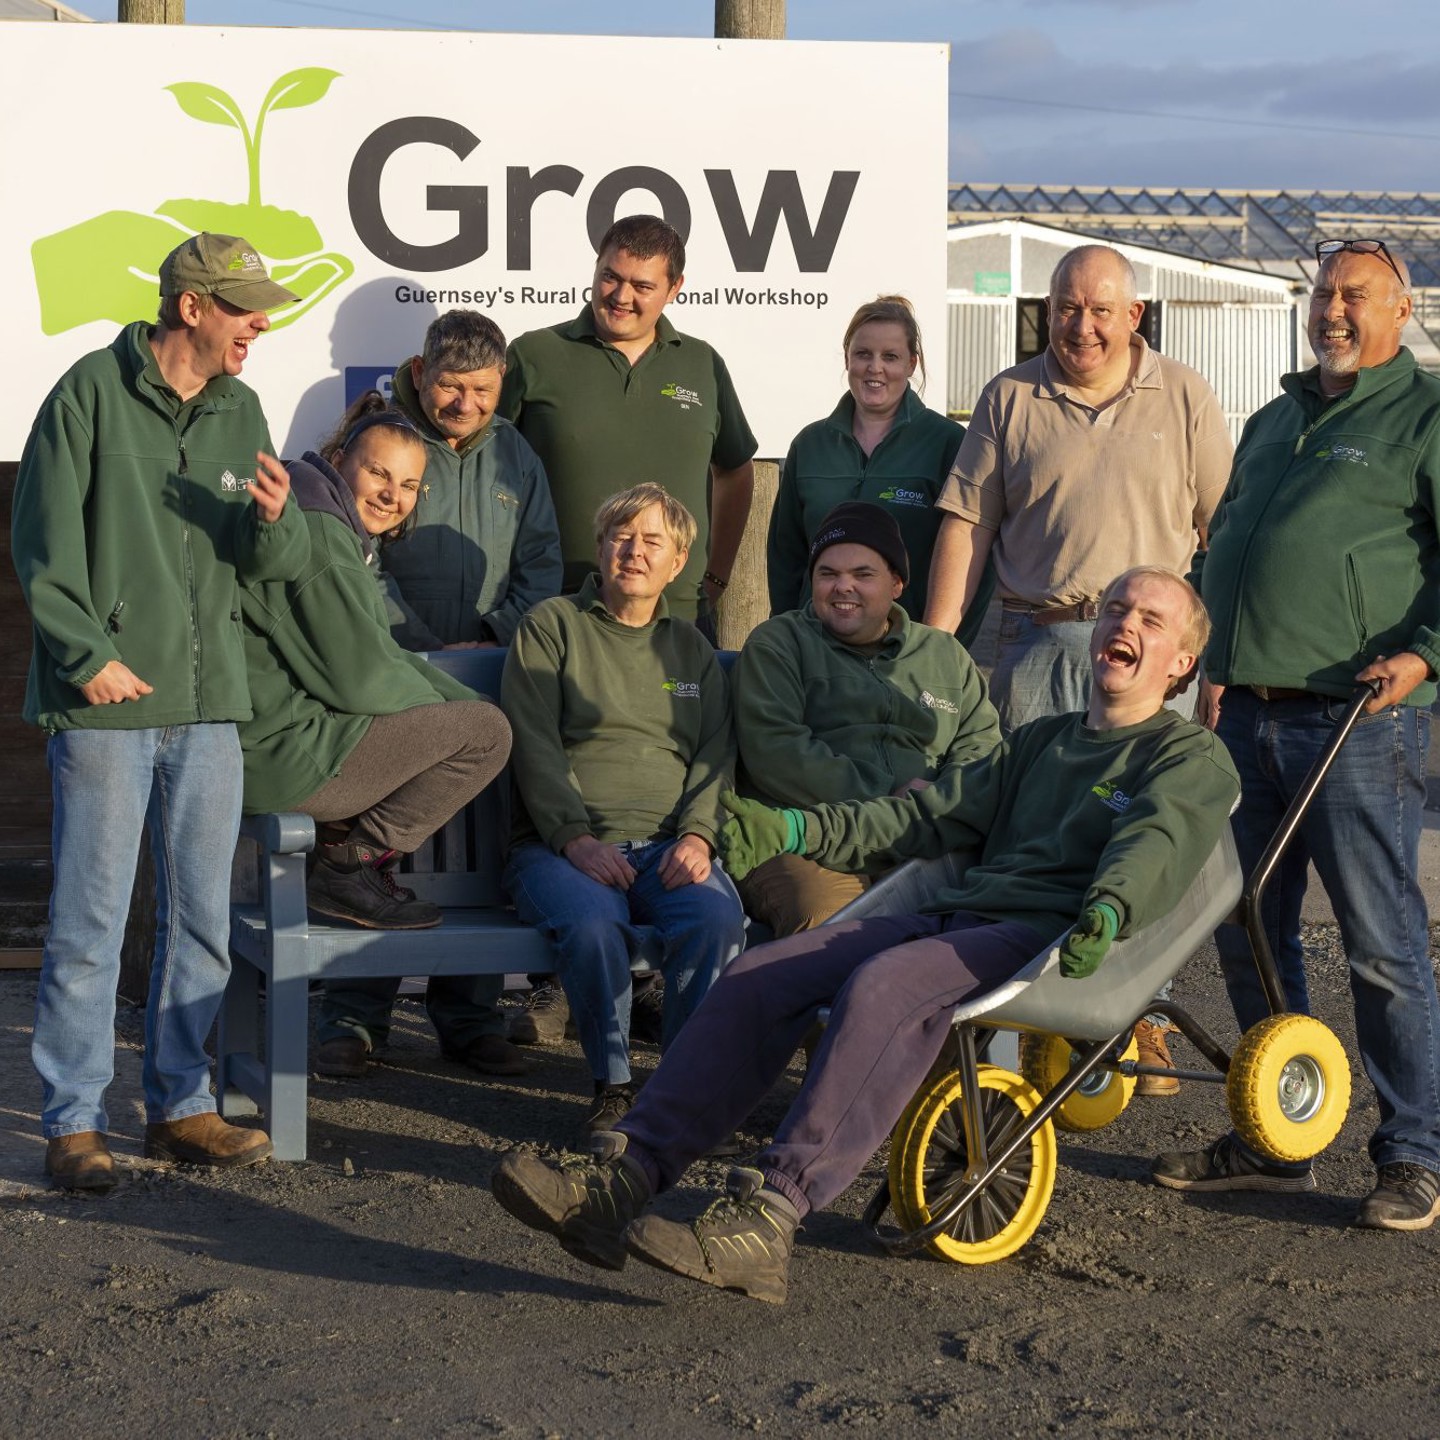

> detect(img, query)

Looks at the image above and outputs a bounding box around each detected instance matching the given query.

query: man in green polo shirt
[499,214,758,635]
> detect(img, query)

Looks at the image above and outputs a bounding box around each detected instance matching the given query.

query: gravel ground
[3,928,1440,1439]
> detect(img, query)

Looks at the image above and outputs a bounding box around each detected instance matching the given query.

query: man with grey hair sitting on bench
[491,566,1239,1304]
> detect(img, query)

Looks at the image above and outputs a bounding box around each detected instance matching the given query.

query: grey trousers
[303,699,514,1052]
[298,700,511,853]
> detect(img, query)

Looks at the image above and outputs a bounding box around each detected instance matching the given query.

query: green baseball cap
[159,233,299,311]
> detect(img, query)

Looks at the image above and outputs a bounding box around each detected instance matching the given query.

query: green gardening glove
[719,790,809,881]
[1058,902,1120,980]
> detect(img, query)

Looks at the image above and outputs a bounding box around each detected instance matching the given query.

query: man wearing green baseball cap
[12,232,308,1191]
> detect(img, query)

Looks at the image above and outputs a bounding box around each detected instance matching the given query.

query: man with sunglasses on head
[1153,238,1440,1231]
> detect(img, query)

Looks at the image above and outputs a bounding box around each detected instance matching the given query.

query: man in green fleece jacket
[379,309,562,648]
[490,566,1239,1302]
[735,500,999,935]
[501,484,745,1139]
[1153,239,1440,1231]
[329,309,559,1077]
[11,234,309,1191]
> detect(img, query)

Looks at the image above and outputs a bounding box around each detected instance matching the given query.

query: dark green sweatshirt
[12,322,309,731]
[735,604,999,834]
[238,453,476,814]
[1196,349,1440,704]
[501,574,734,851]
[804,708,1239,941]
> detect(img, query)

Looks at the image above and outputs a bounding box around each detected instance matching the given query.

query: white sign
[1,25,948,459]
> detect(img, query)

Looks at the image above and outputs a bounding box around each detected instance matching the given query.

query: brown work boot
[144,1113,274,1168]
[45,1131,116,1192]
[508,982,572,1045]
[315,1035,369,1078]
[1134,1019,1180,1097]
[442,1033,530,1077]
[626,1166,801,1304]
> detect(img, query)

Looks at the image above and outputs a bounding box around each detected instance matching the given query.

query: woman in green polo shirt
[767,296,992,649]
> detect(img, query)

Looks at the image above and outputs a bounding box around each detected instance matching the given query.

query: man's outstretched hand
[1059,903,1120,979]
[719,790,807,881]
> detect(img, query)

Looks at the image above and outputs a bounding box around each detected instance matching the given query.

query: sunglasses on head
[1314,238,1406,288]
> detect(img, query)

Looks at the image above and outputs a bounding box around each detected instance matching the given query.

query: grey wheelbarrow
[831,684,1377,1264]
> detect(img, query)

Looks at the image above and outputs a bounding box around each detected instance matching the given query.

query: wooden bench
[220,647,733,1160]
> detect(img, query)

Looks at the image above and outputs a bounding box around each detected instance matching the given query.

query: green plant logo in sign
[31,69,353,335]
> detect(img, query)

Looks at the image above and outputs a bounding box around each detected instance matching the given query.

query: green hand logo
[31,68,353,335]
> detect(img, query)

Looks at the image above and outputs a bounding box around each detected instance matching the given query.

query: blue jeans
[991,611,1198,735]
[1215,689,1440,1172]
[504,839,745,1087]
[34,725,244,1137]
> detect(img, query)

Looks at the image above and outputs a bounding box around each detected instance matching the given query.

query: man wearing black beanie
[730,502,999,936]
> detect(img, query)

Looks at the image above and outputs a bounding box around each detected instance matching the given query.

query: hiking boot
[1151,1134,1314,1193]
[1133,1019,1181,1097]
[509,982,571,1044]
[630,977,665,1045]
[705,1131,748,1159]
[490,1131,653,1270]
[1355,1163,1440,1231]
[307,843,441,931]
[144,1113,273,1169]
[626,1166,801,1304]
[316,1035,369,1078]
[583,1084,636,1137]
[45,1132,116,1192]
[442,1033,529,1077]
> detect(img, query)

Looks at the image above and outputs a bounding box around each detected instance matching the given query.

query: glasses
[1315,238,1406,288]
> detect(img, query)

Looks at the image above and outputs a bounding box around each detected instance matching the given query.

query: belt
[1246,685,1320,703]
[1003,598,1101,627]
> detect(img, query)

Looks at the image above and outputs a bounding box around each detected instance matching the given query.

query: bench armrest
[241,813,317,856]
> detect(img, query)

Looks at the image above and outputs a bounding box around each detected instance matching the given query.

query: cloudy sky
[89,0,1440,193]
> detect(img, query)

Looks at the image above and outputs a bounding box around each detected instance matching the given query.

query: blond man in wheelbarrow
[491,567,1239,1302]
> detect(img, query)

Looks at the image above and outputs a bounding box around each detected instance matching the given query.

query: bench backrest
[398,645,736,908]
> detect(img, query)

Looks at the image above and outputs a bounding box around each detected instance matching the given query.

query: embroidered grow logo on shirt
[919,689,958,714]
[220,469,243,492]
[662,676,701,699]
[660,383,704,410]
[1092,780,1132,814]
[878,486,927,509]
[1315,444,1368,466]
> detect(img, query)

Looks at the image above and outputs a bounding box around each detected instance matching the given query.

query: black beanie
[808,501,910,584]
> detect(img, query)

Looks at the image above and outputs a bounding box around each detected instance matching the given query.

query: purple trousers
[616,911,1044,1216]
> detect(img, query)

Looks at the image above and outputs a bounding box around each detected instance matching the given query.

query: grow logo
[1091,780,1132,815]
[877,486,927,508]
[1315,444,1369,467]
[31,69,353,336]
[662,677,701,699]
[660,383,704,410]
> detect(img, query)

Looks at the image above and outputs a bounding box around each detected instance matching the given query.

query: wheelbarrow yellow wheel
[1018,1031,1139,1133]
[890,1065,1057,1264]
[886,1082,935,1234]
[1227,1013,1351,1163]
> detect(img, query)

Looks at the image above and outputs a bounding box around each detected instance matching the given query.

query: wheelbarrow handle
[1242,679,1383,1015]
